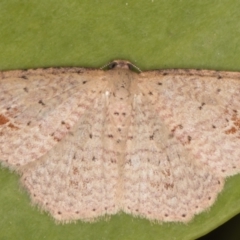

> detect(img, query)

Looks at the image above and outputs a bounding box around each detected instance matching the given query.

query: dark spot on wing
[23,87,29,92]
[111,159,116,163]
[0,114,9,125]
[198,102,205,110]
[38,100,45,106]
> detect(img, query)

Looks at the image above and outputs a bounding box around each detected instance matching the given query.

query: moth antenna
[128,62,142,73]
[100,61,113,70]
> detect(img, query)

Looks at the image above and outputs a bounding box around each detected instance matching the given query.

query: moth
[0,60,239,223]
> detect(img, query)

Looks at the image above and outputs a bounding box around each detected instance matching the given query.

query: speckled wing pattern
[0,61,239,223]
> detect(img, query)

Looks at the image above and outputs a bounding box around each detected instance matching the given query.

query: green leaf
[0,0,240,239]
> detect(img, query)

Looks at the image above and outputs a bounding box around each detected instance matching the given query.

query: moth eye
[108,62,117,69]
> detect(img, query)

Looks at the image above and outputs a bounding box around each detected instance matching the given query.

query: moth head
[101,60,141,73]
